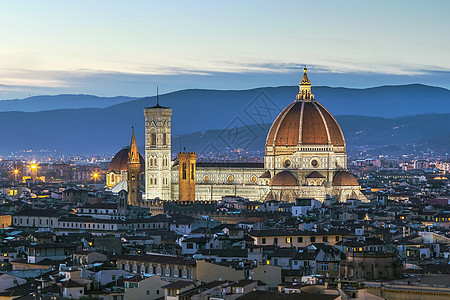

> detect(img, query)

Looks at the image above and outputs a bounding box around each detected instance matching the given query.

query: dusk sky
[1,0,449,99]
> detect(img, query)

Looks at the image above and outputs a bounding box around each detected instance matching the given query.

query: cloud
[0,61,449,99]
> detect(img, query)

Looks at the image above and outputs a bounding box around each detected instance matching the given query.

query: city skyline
[0,2,449,298]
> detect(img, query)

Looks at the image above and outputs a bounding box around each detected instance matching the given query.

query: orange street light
[13,169,19,183]
[92,172,99,181]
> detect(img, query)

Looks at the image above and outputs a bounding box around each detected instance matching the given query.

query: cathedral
[107,68,367,203]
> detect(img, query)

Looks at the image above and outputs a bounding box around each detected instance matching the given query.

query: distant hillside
[173,114,450,157]
[0,84,448,155]
[0,94,138,112]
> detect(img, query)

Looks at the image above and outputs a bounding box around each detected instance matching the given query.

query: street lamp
[92,172,99,182]
[13,169,19,182]
[30,164,38,182]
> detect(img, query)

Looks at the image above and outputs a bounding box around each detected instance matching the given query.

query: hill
[0,84,448,155]
[0,94,138,112]
[174,114,450,158]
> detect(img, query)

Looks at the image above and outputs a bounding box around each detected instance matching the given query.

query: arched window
[151,129,156,146]
[182,162,187,179]
[163,132,167,146]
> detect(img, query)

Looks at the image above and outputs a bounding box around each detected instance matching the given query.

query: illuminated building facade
[111,68,367,203]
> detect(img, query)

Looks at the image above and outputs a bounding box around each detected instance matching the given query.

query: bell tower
[127,127,142,206]
[144,90,172,200]
[178,152,196,201]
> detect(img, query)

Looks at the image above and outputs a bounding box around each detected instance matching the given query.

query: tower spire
[129,126,139,163]
[296,66,314,101]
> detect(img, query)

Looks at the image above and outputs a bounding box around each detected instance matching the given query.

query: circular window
[283,159,291,168]
[204,175,210,183]
[251,176,257,183]
[227,175,234,183]
[311,159,319,168]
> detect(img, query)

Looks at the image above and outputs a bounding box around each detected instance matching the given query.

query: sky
[0,0,449,99]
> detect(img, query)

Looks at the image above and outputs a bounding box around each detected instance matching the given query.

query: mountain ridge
[0,94,138,112]
[0,84,448,155]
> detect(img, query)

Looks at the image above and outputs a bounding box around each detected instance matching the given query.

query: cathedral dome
[266,68,345,148]
[269,170,298,186]
[333,171,359,186]
[108,147,145,173]
[306,171,325,178]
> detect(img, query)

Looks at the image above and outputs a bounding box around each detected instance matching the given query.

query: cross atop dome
[296,66,314,101]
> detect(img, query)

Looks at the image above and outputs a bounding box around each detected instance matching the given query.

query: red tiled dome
[306,171,325,178]
[269,171,298,186]
[266,69,345,148]
[266,101,345,147]
[333,171,359,186]
[108,147,145,173]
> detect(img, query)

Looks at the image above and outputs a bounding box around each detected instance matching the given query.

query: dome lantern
[296,67,314,101]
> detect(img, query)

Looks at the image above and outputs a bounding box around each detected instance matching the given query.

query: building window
[310,237,316,243]
[163,133,167,146]
[335,236,340,242]
[190,163,195,180]
[298,237,303,243]
[318,263,329,271]
[323,236,328,242]
[286,237,291,244]
[261,238,266,244]
[274,238,278,245]
[151,132,156,146]
[182,162,187,179]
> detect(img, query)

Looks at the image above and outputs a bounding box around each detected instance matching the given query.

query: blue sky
[0,0,449,99]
